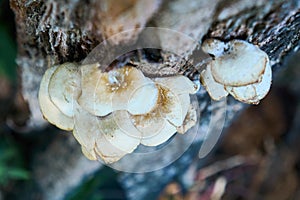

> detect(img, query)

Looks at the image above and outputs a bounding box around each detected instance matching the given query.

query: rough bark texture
[9,0,300,199]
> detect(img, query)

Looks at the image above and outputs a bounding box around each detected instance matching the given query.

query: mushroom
[73,103,141,164]
[200,39,272,104]
[39,61,199,163]
[130,86,179,146]
[225,58,272,104]
[200,63,228,101]
[154,76,198,126]
[48,63,81,117]
[126,78,159,115]
[78,64,158,116]
[38,65,74,131]
[132,76,198,146]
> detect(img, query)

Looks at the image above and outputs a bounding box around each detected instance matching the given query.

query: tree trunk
[9,0,300,199]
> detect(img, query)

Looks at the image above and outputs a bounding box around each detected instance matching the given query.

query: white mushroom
[154,76,198,95]
[139,120,177,146]
[154,76,198,126]
[200,39,272,104]
[73,103,141,163]
[225,59,272,104]
[131,76,198,146]
[39,61,199,163]
[78,64,158,116]
[200,63,228,101]
[48,63,81,117]
[225,84,257,103]
[126,78,158,115]
[38,65,74,131]
[204,39,268,86]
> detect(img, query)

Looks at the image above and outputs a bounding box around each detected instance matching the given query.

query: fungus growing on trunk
[39,64,198,163]
[200,39,272,104]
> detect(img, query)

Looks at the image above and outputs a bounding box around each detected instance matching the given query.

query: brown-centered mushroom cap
[154,76,197,126]
[78,64,158,116]
[130,83,192,146]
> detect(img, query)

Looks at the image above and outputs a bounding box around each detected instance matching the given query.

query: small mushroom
[78,64,158,116]
[48,63,81,117]
[95,111,141,163]
[38,66,74,131]
[210,40,267,86]
[200,63,228,101]
[73,104,141,163]
[154,76,198,126]
[200,39,272,104]
[132,76,198,146]
[225,58,272,104]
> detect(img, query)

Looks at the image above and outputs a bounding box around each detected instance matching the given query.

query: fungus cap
[154,76,198,126]
[200,63,229,101]
[38,66,74,131]
[140,121,177,146]
[48,63,81,117]
[154,76,198,95]
[94,111,141,163]
[130,77,196,146]
[73,104,141,163]
[78,64,158,116]
[124,78,158,115]
[225,59,272,104]
[207,39,268,86]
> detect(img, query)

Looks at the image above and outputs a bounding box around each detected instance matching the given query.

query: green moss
[0,25,17,82]
[0,135,30,186]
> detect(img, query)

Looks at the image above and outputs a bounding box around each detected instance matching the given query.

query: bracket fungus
[48,63,81,117]
[200,39,272,104]
[38,63,198,163]
[38,64,77,131]
[78,64,159,116]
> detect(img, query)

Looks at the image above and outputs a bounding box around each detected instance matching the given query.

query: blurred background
[0,0,300,199]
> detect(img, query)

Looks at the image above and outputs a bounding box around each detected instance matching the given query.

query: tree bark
[9,0,300,199]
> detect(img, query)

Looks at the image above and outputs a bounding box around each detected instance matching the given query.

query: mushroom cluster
[38,63,198,163]
[200,39,272,104]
